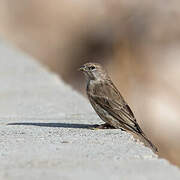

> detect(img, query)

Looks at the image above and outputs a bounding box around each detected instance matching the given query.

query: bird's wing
[89,81,143,134]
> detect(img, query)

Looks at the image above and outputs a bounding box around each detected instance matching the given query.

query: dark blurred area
[1,0,180,166]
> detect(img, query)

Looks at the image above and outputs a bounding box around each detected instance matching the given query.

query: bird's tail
[133,123,158,153]
[139,133,158,153]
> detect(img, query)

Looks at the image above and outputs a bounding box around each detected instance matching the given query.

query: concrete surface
[0,41,179,180]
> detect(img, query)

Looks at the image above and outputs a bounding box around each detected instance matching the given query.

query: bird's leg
[90,123,115,130]
[97,123,115,129]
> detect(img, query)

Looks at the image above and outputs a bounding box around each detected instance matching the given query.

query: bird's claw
[89,123,115,130]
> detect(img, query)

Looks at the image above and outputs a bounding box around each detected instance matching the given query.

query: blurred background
[0,0,180,166]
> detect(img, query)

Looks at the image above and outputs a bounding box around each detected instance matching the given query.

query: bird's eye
[89,66,95,70]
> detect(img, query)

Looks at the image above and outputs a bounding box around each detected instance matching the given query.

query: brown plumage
[79,62,158,153]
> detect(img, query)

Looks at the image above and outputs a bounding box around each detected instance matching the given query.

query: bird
[79,62,158,152]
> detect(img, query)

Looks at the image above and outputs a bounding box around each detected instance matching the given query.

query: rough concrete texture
[0,41,179,180]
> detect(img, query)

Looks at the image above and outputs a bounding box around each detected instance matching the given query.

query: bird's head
[79,62,109,81]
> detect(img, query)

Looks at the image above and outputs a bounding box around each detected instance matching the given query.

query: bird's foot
[89,123,115,130]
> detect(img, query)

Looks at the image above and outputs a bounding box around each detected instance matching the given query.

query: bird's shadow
[7,122,97,129]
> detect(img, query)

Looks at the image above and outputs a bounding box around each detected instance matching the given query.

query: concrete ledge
[0,41,180,179]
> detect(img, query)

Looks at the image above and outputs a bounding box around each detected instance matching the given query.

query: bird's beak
[78,66,86,72]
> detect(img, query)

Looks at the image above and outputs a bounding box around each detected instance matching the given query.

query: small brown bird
[79,62,158,152]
